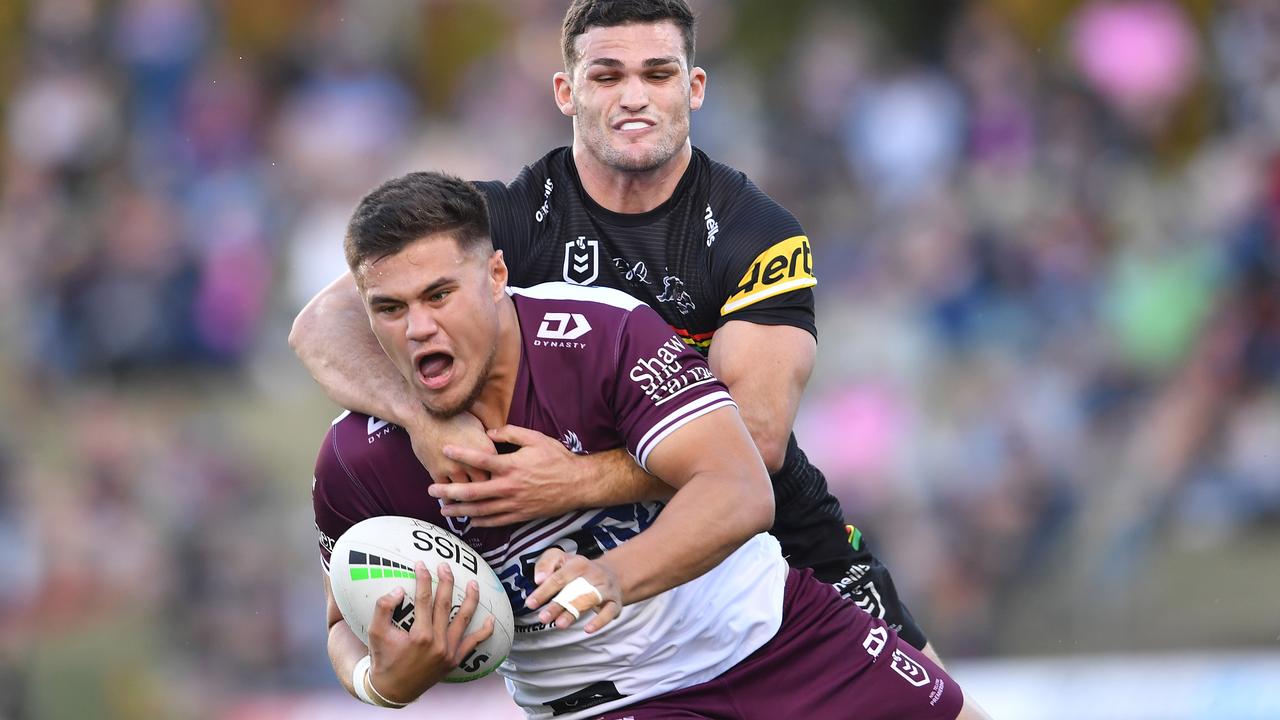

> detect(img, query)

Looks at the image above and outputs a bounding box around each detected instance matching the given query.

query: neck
[572,141,692,214]
[466,296,522,429]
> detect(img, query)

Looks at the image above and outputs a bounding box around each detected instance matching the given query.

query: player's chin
[609,145,672,173]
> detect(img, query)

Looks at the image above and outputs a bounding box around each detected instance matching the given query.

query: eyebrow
[366,277,455,306]
[586,56,681,69]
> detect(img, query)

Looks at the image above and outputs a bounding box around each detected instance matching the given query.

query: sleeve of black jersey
[709,176,817,339]
[475,167,538,287]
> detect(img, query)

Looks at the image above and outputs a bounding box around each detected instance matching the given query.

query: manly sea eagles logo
[563,236,599,285]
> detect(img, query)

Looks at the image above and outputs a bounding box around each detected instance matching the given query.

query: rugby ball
[330,515,514,682]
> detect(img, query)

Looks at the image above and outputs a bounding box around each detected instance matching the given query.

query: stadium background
[0,0,1277,718]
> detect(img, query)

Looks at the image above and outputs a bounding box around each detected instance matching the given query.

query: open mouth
[416,352,455,390]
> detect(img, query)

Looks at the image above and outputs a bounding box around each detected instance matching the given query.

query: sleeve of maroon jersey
[610,305,738,471]
[311,415,443,573]
[312,422,379,573]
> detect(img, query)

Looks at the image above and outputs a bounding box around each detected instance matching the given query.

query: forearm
[576,449,673,506]
[328,619,369,698]
[290,273,420,424]
[599,471,771,604]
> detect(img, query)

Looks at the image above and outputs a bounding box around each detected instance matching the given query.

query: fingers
[446,578,481,650]
[487,424,551,447]
[430,562,454,637]
[441,445,509,474]
[524,549,574,611]
[456,616,496,665]
[369,585,406,647]
[410,562,434,640]
[533,547,567,586]
[583,600,620,634]
[429,480,508,504]
[437,460,490,485]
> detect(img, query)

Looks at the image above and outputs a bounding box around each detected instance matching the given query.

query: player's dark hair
[561,0,696,70]
[344,171,492,274]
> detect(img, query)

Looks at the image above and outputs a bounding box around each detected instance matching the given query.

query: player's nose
[404,305,439,341]
[619,76,649,111]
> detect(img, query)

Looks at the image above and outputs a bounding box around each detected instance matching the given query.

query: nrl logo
[563,236,599,285]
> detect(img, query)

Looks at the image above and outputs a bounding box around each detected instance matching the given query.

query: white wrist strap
[352,655,409,708]
[352,655,376,705]
[551,576,604,620]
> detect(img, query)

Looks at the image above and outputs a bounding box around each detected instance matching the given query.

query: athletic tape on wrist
[352,655,408,708]
[352,655,376,705]
[550,576,605,620]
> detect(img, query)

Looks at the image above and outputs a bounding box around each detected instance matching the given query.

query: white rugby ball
[330,515,514,682]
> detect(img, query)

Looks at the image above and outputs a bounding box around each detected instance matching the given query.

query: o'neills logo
[720,235,815,315]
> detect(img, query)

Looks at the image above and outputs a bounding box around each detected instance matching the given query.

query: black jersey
[470,147,929,650]
[473,147,853,570]
[475,147,816,350]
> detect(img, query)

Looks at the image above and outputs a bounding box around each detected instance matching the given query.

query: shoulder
[478,148,569,196]
[702,154,801,231]
[315,410,414,485]
[510,282,669,367]
[509,281,647,312]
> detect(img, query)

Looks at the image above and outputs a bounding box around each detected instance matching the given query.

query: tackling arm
[526,404,774,627]
[291,273,420,424]
[291,273,492,483]
[429,424,673,527]
[708,320,816,473]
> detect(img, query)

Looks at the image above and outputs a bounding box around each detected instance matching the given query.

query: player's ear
[553,71,576,117]
[689,66,706,111]
[488,249,508,299]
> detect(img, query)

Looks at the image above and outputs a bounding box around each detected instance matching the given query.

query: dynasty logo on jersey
[720,235,816,315]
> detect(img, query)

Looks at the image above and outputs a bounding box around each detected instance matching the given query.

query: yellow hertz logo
[720,235,816,315]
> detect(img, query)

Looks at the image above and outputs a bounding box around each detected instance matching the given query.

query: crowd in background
[1,0,1277,717]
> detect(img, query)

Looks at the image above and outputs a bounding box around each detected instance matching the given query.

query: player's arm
[428,425,673,527]
[708,320,815,473]
[290,272,491,483]
[324,564,493,707]
[526,404,773,631]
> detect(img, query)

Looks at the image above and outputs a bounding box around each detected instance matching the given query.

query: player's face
[358,235,508,418]
[555,20,706,174]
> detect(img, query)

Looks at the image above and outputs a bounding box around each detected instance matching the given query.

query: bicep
[642,405,770,496]
[708,320,815,470]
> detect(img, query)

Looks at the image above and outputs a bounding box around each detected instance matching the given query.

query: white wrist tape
[550,576,604,620]
[352,655,376,705]
[352,654,408,708]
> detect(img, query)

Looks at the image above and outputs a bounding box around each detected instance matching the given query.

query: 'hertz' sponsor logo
[720,235,816,315]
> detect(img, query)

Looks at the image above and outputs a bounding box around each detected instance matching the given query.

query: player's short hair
[561,0,696,70]
[344,171,492,275]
